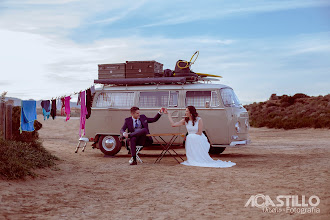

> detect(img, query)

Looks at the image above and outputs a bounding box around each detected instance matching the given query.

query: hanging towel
[65,96,71,121]
[41,100,51,120]
[79,91,88,137]
[86,88,92,119]
[61,97,65,116]
[20,100,37,133]
[51,99,56,119]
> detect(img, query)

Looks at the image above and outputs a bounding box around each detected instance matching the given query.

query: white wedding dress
[182,117,236,168]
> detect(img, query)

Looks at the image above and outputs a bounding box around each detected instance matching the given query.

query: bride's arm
[196,118,203,135]
[166,111,185,127]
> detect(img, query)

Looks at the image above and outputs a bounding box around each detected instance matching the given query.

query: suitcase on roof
[126,61,163,78]
[98,63,126,79]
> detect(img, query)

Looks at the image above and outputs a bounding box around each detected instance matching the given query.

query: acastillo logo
[245,194,320,214]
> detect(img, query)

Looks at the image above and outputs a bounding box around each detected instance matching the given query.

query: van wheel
[209,147,226,155]
[98,135,121,156]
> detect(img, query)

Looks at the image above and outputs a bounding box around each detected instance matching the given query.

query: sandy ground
[0,115,329,220]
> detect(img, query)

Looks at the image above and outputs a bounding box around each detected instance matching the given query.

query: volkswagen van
[85,82,250,156]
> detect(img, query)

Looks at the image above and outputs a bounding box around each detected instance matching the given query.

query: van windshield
[220,88,242,107]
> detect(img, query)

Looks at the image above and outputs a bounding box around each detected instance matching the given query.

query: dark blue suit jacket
[120,113,161,142]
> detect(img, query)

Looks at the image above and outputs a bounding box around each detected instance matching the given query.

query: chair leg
[136,146,143,163]
[82,142,87,152]
[136,155,143,163]
[75,142,81,153]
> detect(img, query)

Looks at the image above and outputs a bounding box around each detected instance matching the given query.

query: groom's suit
[120,113,161,157]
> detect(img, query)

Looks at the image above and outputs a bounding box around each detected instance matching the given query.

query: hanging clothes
[86,88,92,119]
[42,109,50,120]
[61,97,65,116]
[77,92,81,106]
[65,96,71,121]
[41,100,51,120]
[90,85,96,95]
[51,99,56,120]
[20,100,37,133]
[79,91,88,137]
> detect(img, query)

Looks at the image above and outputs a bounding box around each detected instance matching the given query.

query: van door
[184,90,229,145]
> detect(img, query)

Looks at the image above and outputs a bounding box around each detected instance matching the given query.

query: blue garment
[42,108,50,120]
[20,100,37,133]
[41,100,50,120]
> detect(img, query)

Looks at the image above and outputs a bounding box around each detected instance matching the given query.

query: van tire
[201,131,225,154]
[209,147,226,155]
[98,135,121,156]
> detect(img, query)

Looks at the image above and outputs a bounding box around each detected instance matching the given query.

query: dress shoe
[129,160,137,165]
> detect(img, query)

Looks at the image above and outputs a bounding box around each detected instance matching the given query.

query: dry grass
[0,139,58,180]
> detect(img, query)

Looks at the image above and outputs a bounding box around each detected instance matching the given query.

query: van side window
[95,92,134,108]
[139,91,178,107]
[186,91,219,107]
[220,88,241,107]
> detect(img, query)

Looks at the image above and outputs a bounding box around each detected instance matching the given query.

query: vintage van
[85,81,250,156]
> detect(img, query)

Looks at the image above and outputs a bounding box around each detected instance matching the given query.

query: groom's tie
[134,119,139,129]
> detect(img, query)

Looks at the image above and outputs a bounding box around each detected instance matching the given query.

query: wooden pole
[0,102,5,139]
[5,104,12,140]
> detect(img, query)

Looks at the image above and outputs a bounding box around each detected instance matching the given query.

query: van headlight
[235,122,240,133]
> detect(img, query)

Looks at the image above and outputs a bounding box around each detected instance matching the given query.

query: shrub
[245,93,330,129]
[0,105,59,180]
[0,138,59,180]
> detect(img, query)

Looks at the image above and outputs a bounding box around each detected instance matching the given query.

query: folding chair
[129,145,143,163]
[125,138,143,163]
[75,137,89,153]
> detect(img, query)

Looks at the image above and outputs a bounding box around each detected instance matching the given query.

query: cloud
[0,81,11,86]
[140,0,330,28]
[1,26,329,103]
[92,0,149,24]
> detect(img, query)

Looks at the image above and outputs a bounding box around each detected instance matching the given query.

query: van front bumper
[229,139,251,147]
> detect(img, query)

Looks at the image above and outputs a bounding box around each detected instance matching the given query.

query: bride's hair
[185,106,199,126]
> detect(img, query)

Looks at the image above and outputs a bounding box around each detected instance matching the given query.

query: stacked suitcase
[98,61,163,79]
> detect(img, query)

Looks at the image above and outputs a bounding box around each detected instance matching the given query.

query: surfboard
[195,73,222,78]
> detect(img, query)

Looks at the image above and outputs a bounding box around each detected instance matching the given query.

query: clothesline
[20,84,96,138]
[50,84,96,101]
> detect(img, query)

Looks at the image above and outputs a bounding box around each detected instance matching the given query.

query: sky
[0,0,329,104]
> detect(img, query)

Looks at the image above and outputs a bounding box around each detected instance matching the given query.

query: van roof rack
[94,76,198,86]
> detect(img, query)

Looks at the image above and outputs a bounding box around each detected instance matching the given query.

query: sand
[0,115,329,220]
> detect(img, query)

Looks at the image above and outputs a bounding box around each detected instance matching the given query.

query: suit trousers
[129,128,148,157]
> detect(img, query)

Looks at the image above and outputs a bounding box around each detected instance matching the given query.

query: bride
[165,106,236,168]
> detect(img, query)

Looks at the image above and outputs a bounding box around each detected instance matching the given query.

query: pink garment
[61,98,65,116]
[65,96,71,121]
[79,91,88,137]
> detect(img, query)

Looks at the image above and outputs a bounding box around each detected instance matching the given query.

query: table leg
[154,135,184,164]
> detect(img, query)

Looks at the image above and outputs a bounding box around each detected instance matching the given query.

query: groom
[120,106,163,165]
